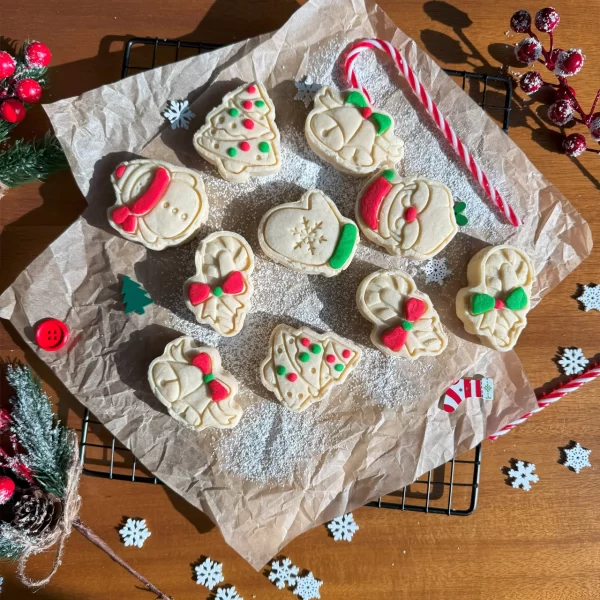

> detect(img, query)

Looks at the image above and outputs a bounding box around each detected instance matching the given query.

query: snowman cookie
[357,270,448,359]
[184,231,255,337]
[356,169,458,260]
[260,324,361,412]
[305,87,403,175]
[456,245,535,352]
[108,159,208,251]
[148,336,242,431]
[193,82,281,183]
[258,189,358,276]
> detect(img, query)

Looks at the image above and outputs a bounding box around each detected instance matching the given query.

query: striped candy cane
[488,361,600,441]
[344,39,522,227]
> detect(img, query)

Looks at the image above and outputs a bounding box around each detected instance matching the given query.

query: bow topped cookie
[305,87,403,175]
[357,269,448,359]
[184,231,255,337]
[456,245,535,352]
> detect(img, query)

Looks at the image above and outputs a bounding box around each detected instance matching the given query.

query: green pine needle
[0,534,25,561]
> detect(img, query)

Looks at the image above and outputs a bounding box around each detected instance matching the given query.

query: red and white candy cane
[488,360,600,441]
[344,39,522,227]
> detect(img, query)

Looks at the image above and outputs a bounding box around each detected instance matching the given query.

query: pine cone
[12,489,63,536]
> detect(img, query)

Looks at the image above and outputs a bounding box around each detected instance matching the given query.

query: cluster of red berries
[0,41,52,125]
[510,7,599,157]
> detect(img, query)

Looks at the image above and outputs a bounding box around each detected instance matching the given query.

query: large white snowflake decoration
[422,257,452,285]
[269,557,299,589]
[295,76,323,107]
[564,442,592,474]
[162,99,196,130]
[557,347,588,376]
[294,572,323,600]
[508,461,539,491]
[195,557,224,590]
[215,586,243,600]
[577,284,600,312]
[119,518,151,548]
[327,513,359,542]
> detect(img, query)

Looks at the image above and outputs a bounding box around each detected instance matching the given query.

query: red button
[35,319,69,351]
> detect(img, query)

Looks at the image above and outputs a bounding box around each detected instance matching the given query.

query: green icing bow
[471,286,528,315]
[346,91,392,135]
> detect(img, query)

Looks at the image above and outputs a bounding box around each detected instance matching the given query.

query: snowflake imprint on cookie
[119,518,151,548]
[291,217,327,255]
[327,513,359,541]
[577,284,600,312]
[557,347,588,376]
[563,442,591,474]
[295,76,323,107]
[162,99,195,130]
[294,572,323,600]
[195,557,224,589]
[422,257,452,285]
[508,461,539,491]
[269,558,299,589]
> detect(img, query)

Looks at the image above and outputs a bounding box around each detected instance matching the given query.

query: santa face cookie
[456,245,535,352]
[108,159,208,251]
[305,87,403,175]
[357,270,448,359]
[258,189,358,276]
[193,82,281,183]
[356,169,458,260]
[184,231,255,337]
[148,337,242,431]
[260,325,361,413]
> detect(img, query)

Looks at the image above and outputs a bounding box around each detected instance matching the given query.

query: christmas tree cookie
[193,82,281,183]
[356,169,458,260]
[184,231,255,337]
[108,159,208,251]
[260,325,361,412]
[305,87,403,175]
[456,245,535,352]
[356,270,448,359]
[148,337,242,431]
[258,189,358,276]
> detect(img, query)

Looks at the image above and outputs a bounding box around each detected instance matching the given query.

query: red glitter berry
[510,10,531,33]
[0,407,10,431]
[589,115,600,142]
[563,133,586,157]
[24,41,52,67]
[520,71,544,94]
[0,51,16,79]
[554,49,584,77]
[534,7,560,33]
[548,100,573,126]
[0,476,16,506]
[514,37,542,64]
[15,78,42,103]
[0,99,26,123]
[554,85,577,107]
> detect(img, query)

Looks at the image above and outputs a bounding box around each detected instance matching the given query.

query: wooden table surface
[1,1,599,598]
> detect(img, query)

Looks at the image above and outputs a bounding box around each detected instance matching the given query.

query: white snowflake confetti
[119,518,151,548]
[295,77,323,107]
[215,586,243,600]
[508,461,539,491]
[327,513,359,542]
[269,557,299,589]
[557,347,588,376]
[195,557,224,590]
[294,572,323,600]
[564,442,592,474]
[422,257,452,285]
[162,99,195,130]
[577,284,600,312]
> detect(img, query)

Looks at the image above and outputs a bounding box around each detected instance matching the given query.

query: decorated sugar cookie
[456,245,535,352]
[258,189,358,276]
[305,87,403,175]
[193,82,281,183]
[356,270,448,359]
[356,169,458,260]
[184,231,255,337]
[148,337,242,431]
[108,159,208,251]
[260,324,361,412]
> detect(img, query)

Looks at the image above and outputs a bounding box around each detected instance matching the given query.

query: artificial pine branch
[0,536,25,561]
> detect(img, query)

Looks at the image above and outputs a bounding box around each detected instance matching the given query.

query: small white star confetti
[508,461,539,491]
[162,99,195,130]
[327,513,359,542]
[295,77,323,107]
[422,257,452,285]
[119,518,151,548]
[577,284,600,312]
[557,347,588,376]
[564,442,591,473]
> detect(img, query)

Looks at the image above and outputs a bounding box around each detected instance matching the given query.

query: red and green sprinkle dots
[242,100,253,110]
[298,351,310,363]
[334,364,344,372]
[259,141,270,153]
[227,147,237,157]
[326,354,336,363]
[247,84,257,94]
[255,100,265,107]
[277,365,298,382]
[342,349,351,359]
[300,337,310,347]
[239,141,251,151]
[310,343,322,354]
[229,108,239,117]
[276,365,286,376]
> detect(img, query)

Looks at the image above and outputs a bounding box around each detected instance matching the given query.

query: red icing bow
[191,352,229,402]
[188,271,245,305]
[381,297,427,352]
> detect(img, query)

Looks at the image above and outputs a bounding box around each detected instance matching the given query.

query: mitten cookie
[193,82,281,183]
[148,337,242,431]
[260,325,361,412]
[357,269,448,359]
[108,159,209,251]
[456,245,535,352]
[184,231,255,337]
[305,87,403,175]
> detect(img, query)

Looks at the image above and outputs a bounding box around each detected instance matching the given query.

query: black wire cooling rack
[79,36,515,517]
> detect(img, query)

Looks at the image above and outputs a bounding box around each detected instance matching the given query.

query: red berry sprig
[510,7,600,156]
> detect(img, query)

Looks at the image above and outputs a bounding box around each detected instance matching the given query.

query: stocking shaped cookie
[193,82,281,183]
[356,169,458,260]
[357,270,448,359]
[148,337,242,431]
[261,325,361,412]
[305,87,403,175]
[258,189,358,276]
[108,159,209,251]
[184,231,255,337]
[456,245,535,352]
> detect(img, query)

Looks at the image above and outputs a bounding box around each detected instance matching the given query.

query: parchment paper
[0,0,592,569]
